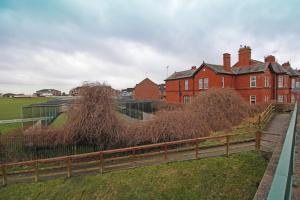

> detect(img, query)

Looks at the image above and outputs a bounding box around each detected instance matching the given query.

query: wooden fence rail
[0,132,262,186]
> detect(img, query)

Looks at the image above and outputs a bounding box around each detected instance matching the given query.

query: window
[250,76,256,88]
[296,81,300,88]
[199,79,203,89]
[291,94,296,103]
[250,95,256,105]
[184,80,189,90]
[264,95,269,103]
[204,78,209,89]
[278,76,283,88]
[183,96,190,104]
[264,76,270,87]
[292,79,296,89]
[284,76,288,87]
[221,77,225,88]
[277,95,283,103]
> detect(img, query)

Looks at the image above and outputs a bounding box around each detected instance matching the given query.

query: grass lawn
[50,113,68,128]
[0,151,268,200]
[0,97,49,134]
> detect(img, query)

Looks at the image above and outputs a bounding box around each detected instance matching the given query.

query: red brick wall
[134,79,160,100]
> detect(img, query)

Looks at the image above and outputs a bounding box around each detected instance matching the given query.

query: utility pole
[166,65,169,78]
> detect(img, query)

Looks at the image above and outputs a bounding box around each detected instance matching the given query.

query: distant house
[120,88,134,99]
[69,87,83,96]
[133,78,161,101]
[159,84,166,100]
[165,46,300,104]
[2,93,16,98]
[36,89,61,97]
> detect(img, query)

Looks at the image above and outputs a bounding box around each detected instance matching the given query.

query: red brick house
[133,78,162,101]
[165,46,300,104]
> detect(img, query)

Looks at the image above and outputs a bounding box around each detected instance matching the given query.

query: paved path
[254,112,292,200]
[292,110,300,199]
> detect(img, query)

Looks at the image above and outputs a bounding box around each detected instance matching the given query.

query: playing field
[0,97,49,134]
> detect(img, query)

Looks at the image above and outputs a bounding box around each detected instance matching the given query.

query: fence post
[99,152,103,174]
[164,144,168,160]
[226,135,230,157]
[34,161,39,182]
[195,140,199,159]
[66,156,72,178]
[1,165,7,186]
[258,115,261,127]
[256,131,261,151]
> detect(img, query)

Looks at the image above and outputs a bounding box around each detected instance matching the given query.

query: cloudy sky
[0,0,300,94]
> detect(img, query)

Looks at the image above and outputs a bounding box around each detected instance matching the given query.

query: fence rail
[267,103,297,200]
[256,102,276,129]
[0,132,262,186]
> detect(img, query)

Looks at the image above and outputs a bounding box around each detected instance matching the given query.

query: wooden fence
[0,132,262,186]
[256,102,276,129]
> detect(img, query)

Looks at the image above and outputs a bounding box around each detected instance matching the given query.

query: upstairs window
[278,76,283,88]
[199,79,203,89]
[284,76,288,87]
[250,95,256,105]
[184,80,189,90]
[204,78,209,89]
[296,81,300,88]
[264,76,270,87]
[221,77,225,88]
[292,79,296,88]
[250,76,256,88]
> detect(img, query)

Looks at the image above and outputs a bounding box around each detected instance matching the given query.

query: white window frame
[250,95,256,105]
[277,95,284,103]
[264,76,270,88]
[292,79,296,89]
[184,80,189,91]
[291,94,295,103]
[199,79,203,89]
[221,76,225,88]
[296,81,300,88]
[204,78,209,89]
[278,76,283,88]
[250,76,256,88]
[183,95,190,104]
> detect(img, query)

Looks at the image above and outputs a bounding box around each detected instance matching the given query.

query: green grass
[0,151,268,200]
[0,97,49,134]
[50,113,68,128]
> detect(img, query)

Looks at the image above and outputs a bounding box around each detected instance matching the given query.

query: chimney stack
[223,53,231,71]
[191,66,197,70]
[264,55,276,63]
[282,61,290,68]
[238,46,251,66]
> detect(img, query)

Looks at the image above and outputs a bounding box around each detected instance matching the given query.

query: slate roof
[284,66,300,77]
[269,62,289,74]
[231,63,266,75]
[165,69,197,80]
[165,61,299,81]
[204,63,233,74]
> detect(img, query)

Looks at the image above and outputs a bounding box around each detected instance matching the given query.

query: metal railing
[267,103,297,200]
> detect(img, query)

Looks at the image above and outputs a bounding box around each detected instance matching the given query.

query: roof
[165,69,197,80]
[231,63,266,75]
[37,89,60,93]
[203,63,233,74]
[136,78,158,86]
[284,66,300,77]
[165,60,299,81]
[269,62,289,74]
